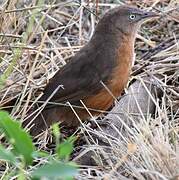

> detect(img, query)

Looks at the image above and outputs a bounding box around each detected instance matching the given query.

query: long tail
[22,104,52,136]
[1,98,48,136]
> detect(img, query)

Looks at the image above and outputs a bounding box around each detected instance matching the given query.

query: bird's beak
[141,11,160,19]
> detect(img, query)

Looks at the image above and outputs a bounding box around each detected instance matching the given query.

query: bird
[23,5,158,136]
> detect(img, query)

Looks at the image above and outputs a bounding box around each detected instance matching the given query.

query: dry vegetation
[0,0,178,179]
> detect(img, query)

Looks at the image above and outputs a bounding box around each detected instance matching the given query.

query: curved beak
[141,11,160,19]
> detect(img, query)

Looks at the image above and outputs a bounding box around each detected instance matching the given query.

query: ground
[0,0,178,179]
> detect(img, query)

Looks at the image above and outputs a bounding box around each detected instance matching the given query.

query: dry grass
[0,0,178,179]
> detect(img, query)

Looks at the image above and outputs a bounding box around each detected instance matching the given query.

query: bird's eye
[129,14,136,20]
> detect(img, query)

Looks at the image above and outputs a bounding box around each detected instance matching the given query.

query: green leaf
[32,150,49,159]
[56,141,73,160]
[56,136,76,160]
[32,161,78,178]
[52,123,60,140]
[0,144,16,164]
[0,111,35,165]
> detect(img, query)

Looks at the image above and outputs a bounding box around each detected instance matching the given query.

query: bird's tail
[0,97,48,136]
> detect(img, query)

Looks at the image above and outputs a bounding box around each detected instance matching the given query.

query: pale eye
[129,14,136,20]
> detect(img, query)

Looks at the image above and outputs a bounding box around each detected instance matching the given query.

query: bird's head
[96,6,159,36]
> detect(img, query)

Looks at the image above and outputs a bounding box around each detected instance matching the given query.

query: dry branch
[75,75,163,165]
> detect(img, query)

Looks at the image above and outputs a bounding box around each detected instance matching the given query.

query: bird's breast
[84,39,134,112]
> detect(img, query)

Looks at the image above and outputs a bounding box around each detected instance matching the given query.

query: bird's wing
[39,44,111,105]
